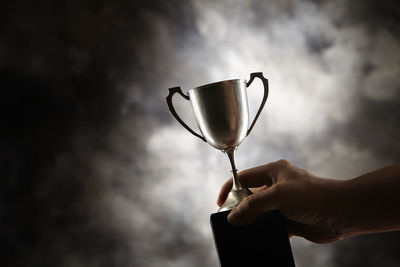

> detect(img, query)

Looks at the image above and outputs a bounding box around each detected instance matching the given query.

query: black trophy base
[210,210,295,267]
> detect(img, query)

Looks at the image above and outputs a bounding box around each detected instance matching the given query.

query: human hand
[217,159,345,243]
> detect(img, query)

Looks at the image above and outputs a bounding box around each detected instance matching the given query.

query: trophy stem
[225,148,242,191]
[219,147,252,212]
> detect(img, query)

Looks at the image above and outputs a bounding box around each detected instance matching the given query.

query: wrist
[327,176,382,239]
[329,179,356,239]
[315,177,350,240]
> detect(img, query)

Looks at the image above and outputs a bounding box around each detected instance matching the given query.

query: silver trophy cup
[166,72,269,211]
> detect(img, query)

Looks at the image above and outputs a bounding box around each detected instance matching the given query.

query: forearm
[332,163,400,239]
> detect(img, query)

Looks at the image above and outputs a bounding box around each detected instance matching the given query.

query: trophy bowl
[188,79,249,151]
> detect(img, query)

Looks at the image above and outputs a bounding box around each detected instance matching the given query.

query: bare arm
[332,163,400,238]
[217,160,400,243]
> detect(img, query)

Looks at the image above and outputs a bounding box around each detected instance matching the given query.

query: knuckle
[276,159,291,169]
[272,159,291,179]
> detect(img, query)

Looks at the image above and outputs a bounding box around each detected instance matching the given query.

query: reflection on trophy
[166,72,269,211]
[166,72,295,267]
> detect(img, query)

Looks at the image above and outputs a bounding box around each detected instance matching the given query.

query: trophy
[166,72,268,210]
[166,72,295,267]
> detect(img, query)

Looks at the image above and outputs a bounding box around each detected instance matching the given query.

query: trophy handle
[166,87,206,142]
[246,72,269,136]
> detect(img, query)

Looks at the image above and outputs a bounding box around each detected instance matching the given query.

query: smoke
[1,0,399,266]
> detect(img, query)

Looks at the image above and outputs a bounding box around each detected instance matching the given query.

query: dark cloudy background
[1,0,399,266]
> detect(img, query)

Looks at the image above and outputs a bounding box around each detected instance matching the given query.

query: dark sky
[1,0,399,266]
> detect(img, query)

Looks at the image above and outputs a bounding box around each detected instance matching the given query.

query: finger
[237,163,276,187]
[285,219,307,238]
[285,219,340,244]
[286,221,324,243]
[217,164,276,206]
[250,185,269,194]
[227,187,277,226]
[216,178,233,206]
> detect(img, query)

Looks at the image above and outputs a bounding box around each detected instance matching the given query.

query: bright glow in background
[117,1,400,266]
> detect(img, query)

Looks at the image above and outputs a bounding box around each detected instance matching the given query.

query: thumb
[227,188,277,226]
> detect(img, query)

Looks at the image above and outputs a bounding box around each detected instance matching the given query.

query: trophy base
[218,188,252,212]
[210,210,295,267]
